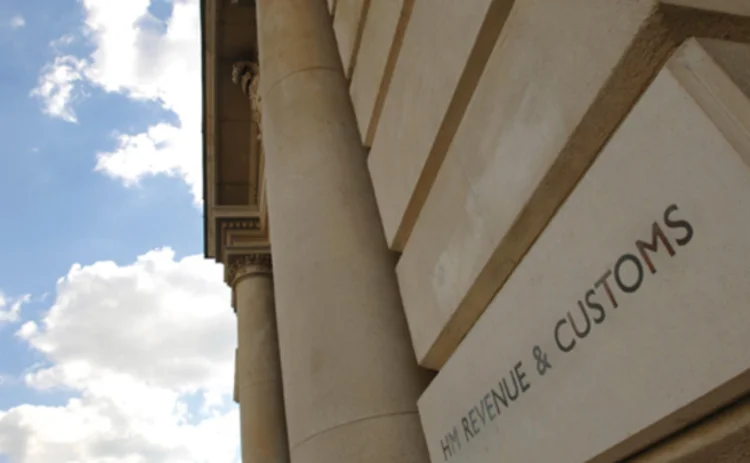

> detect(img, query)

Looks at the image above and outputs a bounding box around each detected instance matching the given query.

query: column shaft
[256,1,432,462]
[234,262,289,463]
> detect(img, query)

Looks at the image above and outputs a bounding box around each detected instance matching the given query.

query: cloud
[49,34,76,52]
[0,249,240,462]
[9,15,25,29]
[94,123,202,201]
[32,0,204,203]
[30,56,87,123]
[0,293,31,325]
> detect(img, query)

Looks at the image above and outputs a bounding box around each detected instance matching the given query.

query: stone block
[367,0,513,251]
[349,0,412,147]
[333,0,370,77]
[417,38,750,463]
[397,0,750,370]
[631,397,750,462]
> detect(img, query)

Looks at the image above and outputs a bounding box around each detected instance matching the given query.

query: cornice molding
[215,217,264,261]
[220,217,262,231]
[203,7,267,268]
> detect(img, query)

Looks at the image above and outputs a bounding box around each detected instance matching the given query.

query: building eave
[201,0,268,266]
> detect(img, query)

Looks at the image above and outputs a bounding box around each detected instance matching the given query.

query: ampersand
[533,346,551,376]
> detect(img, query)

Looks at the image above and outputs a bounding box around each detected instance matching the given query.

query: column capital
[231,60,262,139]
[226,252,272,288]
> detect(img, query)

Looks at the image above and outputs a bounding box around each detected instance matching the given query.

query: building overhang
[201,0,267,280]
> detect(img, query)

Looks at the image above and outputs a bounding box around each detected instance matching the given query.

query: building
[200,1,750,462]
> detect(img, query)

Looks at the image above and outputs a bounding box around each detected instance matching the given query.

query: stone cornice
[215,217,264,262]
[220,217,262,231]
[202,0,264,262]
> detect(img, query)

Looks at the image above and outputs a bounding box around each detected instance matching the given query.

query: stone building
[200,1,750,462]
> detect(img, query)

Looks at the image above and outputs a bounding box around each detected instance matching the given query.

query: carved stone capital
[231,60,262,139]
[226,253,272,287]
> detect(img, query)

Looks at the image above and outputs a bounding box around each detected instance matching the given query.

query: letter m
[636,222,675,274]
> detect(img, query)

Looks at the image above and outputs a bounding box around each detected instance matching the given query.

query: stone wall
[326,1,750,462]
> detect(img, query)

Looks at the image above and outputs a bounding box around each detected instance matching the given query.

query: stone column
[229,254,289,463]
[256,1,432,462]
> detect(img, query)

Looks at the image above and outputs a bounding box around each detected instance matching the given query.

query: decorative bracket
[231,61,262,140]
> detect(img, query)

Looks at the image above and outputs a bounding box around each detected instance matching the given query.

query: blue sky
[0,1,239,461]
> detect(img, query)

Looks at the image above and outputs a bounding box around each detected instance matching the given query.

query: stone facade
[201,1,750,462]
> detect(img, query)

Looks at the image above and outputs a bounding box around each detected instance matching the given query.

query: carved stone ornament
[220,218,261,231]
[231,60,262,140]
[226,253,272,286]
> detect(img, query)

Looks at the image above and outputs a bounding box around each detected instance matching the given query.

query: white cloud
[0,249,240,462]
[0,293,30,325]
[32,0,204,202]
[9,15,25,29]
[49,34,76,51]
[95,123,202,201]
[30,56,87,123]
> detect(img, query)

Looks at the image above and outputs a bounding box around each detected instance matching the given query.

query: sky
[0,0,241,461]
